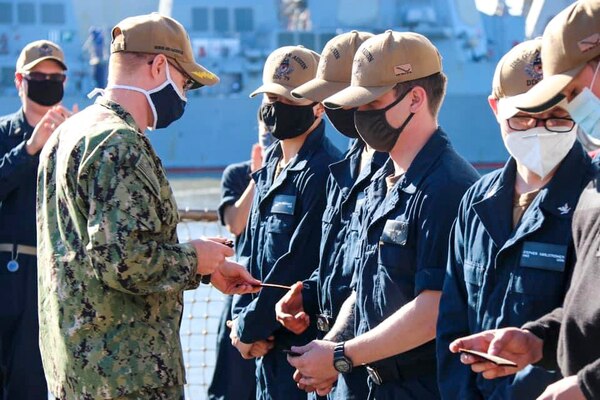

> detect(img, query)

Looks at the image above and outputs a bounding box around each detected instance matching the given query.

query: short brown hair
[393,72,447,118]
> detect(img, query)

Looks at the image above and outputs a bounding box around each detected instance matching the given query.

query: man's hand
[275,281,310,334]
[227,319,274,358]
[450,327,543,379]
[249,336,275,358]
[190,237,235,275]
[250,143,263,172]
[26,105,72,155]
[212,260,260,294]
[287,340,339,395]
[536,376,585,400]
[227,319,253,359]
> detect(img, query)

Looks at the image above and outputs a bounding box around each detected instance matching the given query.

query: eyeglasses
[507,116,575,133]
[147,58,196,92]
[22,71,66,83]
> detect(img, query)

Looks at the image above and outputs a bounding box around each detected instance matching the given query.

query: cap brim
[179,60,219,89]
[21,56,67,71]
[496,97,520,120]
[249,82,296,101]
[512,67,583,113]
[323,85,394,109]
[291,79,349,102]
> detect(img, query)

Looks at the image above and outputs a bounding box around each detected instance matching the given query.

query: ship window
[299,32,315,50]
[278,32,295,47]
[318,33,336,51]
[0,67,13,87]
[18,3,35,24]
[41,3,65,24]
[213,8,229,33]
[0,3,13,24]
[192,7,208,31]
[234,8,253,32]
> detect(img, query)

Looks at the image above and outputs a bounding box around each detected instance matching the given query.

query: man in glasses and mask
[288,31,478,399]
[274,30,388,400]
[229,45,341,400]
[449,1,600,399]
[0,39,71,400]
[437,38,594,400]
[36,14,260,400]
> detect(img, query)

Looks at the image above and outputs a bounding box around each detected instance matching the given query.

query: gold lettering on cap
[578,33,600,53]
[394,64,412,76]
[192,70,216,80]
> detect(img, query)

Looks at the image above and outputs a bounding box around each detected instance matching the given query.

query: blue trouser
[0,253,47,400]
[256,350,308,400]
[367,373,440,400]
[208,296,256,400]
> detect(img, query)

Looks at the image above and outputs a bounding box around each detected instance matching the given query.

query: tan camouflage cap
[323,30,442,109]
[492,38,543,119]
[291,30,374,102]
[249,45,320,101]
[16,40,67,72]
[111,13,219,89]
[512,0,600,113]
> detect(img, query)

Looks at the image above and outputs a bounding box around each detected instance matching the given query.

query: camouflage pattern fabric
[111,384,183,400]
[37,97,200,399]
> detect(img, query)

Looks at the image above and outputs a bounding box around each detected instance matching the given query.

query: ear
[313,102,325,118]
[408,86,427,113]
[14,72,23,92]
[149,54,167,80]
[488,96,499,117]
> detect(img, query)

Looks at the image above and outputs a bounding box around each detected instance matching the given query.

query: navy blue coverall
[232,122,341,400]
[0,109,48,399]
[353,130,479,400]
[436,142,594,400]
[302,139,387,400]
[209,160,257,400]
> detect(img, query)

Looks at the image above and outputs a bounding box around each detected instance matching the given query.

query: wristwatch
[333,342,353,373]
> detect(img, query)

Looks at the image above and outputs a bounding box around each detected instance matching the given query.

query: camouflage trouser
[112,385,183,400]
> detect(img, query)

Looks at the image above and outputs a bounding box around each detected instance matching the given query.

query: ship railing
[178,208,229,400]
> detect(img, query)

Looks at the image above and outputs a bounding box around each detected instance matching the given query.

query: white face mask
[503,126,576,179]
[563,62,600,143]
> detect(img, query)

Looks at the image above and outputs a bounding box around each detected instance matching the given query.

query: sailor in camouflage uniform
[36,14,259,400]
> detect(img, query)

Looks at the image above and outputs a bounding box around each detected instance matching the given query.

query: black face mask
[354,90,415,152]
[260,101,316,140]
[325,107,359,139]
[25,79,64,106]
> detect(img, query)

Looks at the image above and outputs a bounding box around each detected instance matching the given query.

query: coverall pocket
[463,260,484,310]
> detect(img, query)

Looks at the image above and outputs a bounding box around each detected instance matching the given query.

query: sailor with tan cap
[0,38,70,400]
[271,30,389,400]
[449,2,600,399]
[288,30,479,399]
[438,38,595,400]
[229,45,341,400]
[36,13,260,400]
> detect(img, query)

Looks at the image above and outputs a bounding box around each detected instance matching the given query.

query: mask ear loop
[590,61,600,90]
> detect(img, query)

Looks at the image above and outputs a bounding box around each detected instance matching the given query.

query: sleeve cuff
[180,242,201,290]
[521,322,558,370]
[217,197,237,225]
[415,266,446,295]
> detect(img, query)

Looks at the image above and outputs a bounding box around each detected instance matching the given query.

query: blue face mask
[105,60,187,130]
[564,62,600,141]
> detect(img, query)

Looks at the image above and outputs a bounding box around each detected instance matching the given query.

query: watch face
[334,358,351,373]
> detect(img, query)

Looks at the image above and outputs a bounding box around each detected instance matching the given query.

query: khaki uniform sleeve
[83,139,200,295]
